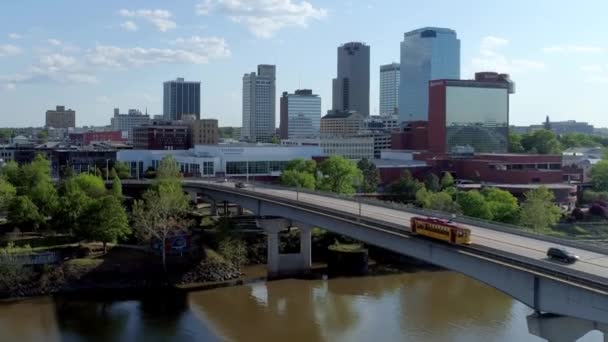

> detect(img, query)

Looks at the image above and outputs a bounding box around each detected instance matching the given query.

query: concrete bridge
[124,179,608,326]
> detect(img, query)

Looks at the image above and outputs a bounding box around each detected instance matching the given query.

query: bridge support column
[237,206,244,216]
[257,218,312,278]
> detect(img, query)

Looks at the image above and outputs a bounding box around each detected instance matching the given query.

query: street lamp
[105,159,109,182]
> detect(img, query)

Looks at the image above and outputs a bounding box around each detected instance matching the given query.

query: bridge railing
[186,178,608,255]
[195,180,608,290]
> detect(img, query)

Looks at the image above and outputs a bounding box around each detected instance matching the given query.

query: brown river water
[0,270,603,342]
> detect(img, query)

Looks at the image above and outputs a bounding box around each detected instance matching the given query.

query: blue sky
[1,0,608,128]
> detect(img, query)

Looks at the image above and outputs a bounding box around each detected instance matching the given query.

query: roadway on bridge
[194,180,608,282]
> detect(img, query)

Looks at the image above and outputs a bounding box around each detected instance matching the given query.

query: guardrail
[0,251,61,265]
[200,182,608,292]
[190,179,608,255]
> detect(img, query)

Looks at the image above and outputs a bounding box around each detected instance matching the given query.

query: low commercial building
[45,105,76,129]
[562,147,603,183]
[320,110,364,136]
[320,136,374,160]
[118,144,324,178]
[132,120,190,150]
[189,119,219,145]
[110,108,151,140]
[69,131,126,146]
[428,73,514,154]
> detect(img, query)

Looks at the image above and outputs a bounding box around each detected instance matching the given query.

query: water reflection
[0,271,605,342]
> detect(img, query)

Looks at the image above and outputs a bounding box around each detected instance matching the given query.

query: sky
[1,0,608,128]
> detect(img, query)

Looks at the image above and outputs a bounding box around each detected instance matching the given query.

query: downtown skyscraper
[332,42,370,116]
[399,27,460,123]
[241,65,276,143]
[379,63,400,116]
[163,78,201,120]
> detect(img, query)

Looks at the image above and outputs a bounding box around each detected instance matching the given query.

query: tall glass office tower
[332,42,370,116]
[241,65,276,143]
[399,27,460,123]
[163,78,201,120]
[379,63,400,116]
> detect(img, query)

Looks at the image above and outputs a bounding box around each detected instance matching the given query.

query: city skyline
[1,1,608,127]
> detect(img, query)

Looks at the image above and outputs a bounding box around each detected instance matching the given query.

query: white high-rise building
[241,65,276,143]
[379,63,400,116]
[280,90,321,139]
[399,27,460,123]
[110,108,150,140]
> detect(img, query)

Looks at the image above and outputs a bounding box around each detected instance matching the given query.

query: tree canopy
[388,170,423,203]
[520,129,562,154]
[357,158,379,193]
[80,195,130,252]
[508,132,524,153]
[113,161,131,179]
[591,160,608,192]
[519,186,561,231]
[7,196,44,230]
[440,172,454,190]
[280,158,317,189]
[0,178,16,211]
[317,156,362,194]
[424,173,441,192]
[457,190,492,220]
[481,187,520,224]
[416,188,461,213]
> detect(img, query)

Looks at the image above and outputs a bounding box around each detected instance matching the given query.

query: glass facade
[445,85,509,153]
[225,161,289,175]
[242,65,276,143]
[287,93,321,138]
[332,42,370,116]
[399,28,460,122]
[163,78,201,120]
[379,63,400,116]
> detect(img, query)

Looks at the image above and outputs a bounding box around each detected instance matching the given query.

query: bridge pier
[257,218,312,278]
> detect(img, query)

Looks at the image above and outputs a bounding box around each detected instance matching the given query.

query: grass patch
[328,243,366,253]
[64,258,103,267]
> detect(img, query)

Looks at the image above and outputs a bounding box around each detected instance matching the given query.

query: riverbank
[0,240,430,301]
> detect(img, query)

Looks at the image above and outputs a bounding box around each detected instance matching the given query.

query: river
[0,269,604,342]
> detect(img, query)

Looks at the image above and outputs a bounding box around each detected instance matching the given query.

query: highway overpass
[124,179,608,324]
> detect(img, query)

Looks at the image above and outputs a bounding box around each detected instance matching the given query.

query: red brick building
[132,121,190,150]
[69,131,126,146]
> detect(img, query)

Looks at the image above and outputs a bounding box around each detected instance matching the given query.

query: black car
[235,182,248,189]
[547,247,578,264]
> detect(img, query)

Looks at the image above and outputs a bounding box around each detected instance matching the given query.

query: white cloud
[587,76,608,84]
[0,44,22,57]
[88,36,230,68]
[543,45,605,53]
[8,33,21,40]
[120,21,139,32]
[96,95,110,103]
[580,65,604,73]
[119,9,176,32]
[47,38,62,46]
[471,36,545,73]
[196,0,327,38]
[1,83,16,91]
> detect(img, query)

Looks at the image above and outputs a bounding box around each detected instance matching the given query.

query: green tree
[521,129,562,154]
[317,156,362,194]
[112,176,123,199]
[80,195,130,253]
[110,168,118,179]
[73,173,106,198]
[0,161,20,185]
[357,158,379,193]
[424,173,441,192]
[284,158,317,174]
[388,170,423,203]
[7,196,44,231]
[54,179,92,234]
[519,186,561,231]
[416,188,461,213]
[0,128,14,141]
[113,161,131,179]
[131,155,190,271]
[218,237,248,269]
[0,178,16,211]
[18,154,58,218]
[38,130,49,142]
[280,158,317,189]
[509,131,525,153]
[590,160,608,192]
[482,187,520,223]
[559,133,598,149]
[457,190,493,220]
[280,169,316,189]
[440,172,454,190]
